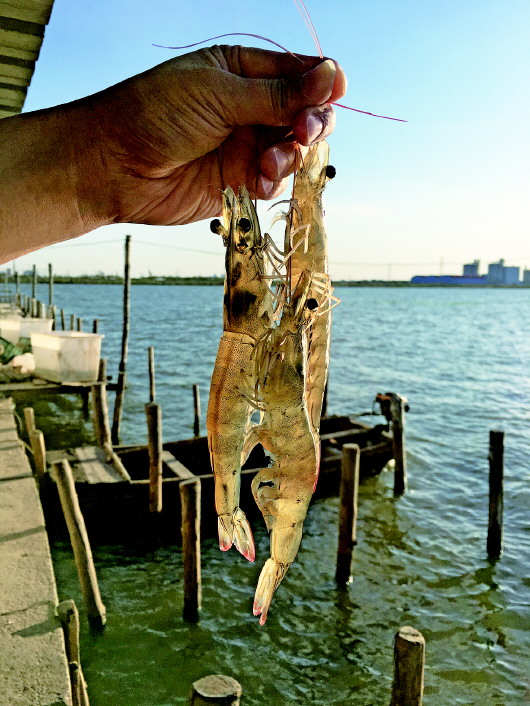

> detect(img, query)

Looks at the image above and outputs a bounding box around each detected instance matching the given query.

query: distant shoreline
[11,274,530,288]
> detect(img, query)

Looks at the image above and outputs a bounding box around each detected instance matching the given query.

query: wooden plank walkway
[0,398,72,705]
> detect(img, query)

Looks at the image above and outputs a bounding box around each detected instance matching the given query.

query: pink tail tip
[242,546,255,562]
[219,538,233,552]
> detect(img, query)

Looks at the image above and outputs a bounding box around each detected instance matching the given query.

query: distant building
[523,269,530,285]
[487,259,505,284]
[487,259,520,285]
[463,260,480,277]
[503,266,520,285]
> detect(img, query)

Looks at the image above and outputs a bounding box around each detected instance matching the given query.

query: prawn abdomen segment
[207,333,256,560]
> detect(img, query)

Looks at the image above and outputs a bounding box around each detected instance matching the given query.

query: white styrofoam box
[31,331,103,382]
[0,317,53,344]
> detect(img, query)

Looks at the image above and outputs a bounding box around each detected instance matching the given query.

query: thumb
[221,59,340,128]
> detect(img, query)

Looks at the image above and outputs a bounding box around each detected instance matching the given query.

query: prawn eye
[306,298,319,311]
[238,217,252,233]
[210,219,222,234]
[325,165,336,179]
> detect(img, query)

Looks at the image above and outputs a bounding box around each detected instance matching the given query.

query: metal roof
[0,0,55,118]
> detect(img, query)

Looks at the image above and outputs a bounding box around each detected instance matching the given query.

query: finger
[220,59,345,129]
[255,174,290,201]
[220,46,347,104]
[293,104,336,146]
[260,142,309,181]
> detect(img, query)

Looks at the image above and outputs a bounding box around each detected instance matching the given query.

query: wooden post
[23,406,36,435]
[148,346,155,403]
[77,317,83,332]
[487,430,504,560]
[61,308,66,330]
[48,262,53,305]
[70,313,75,330]
[146,401,162,512]
[336,443,360,585]
[57,600,90,706]
[112,234,131,444]
[92,319,99,334]
[390,626,425,706]
[52,460,106,629]
[190,675,241,705]
[180,477,202,622]
[193,384,201,436]
[23,407,46,480]
[30,429,47,479]
[92,359,111,447]
[391,395,407,496]
[32,264,37,299]
[102,442,132,482]
[37,300,46,318]
[14,272,20,303]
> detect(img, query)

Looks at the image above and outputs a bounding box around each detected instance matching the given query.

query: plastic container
[0,317,53,344]
[31,331,103,383]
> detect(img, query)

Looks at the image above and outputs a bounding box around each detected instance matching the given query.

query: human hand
[80,45,347,227]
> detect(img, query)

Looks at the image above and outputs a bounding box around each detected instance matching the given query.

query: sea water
[21,284,529,705]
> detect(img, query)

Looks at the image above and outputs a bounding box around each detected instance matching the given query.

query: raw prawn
[242,143,336,623]
[244,271,320,624]
[285,141,338,433]
[206,186,272,562]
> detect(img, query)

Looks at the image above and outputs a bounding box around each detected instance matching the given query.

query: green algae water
[21,284,529,705]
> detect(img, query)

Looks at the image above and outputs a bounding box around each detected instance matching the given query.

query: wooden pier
[0,398,72,705]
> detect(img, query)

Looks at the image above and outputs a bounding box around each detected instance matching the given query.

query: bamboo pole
[391,395,407,496]
[193,384,201,436]
[146,401,162,512]
[390,626,425,706]
[52,460,106,629]
[148,346,155,403]
[102,442,132,482]
[57,600,90,706]
[112,235,131,444]
[336,443,360,584]
[23,407,47,480]
[190,675,242,705]
[48,262,53,305]
[57,599,81,663]
[180,477,202,622]
[92,359,111,447]
[487,430,504,560]
[23,406,36,435]
[30,429,47,479]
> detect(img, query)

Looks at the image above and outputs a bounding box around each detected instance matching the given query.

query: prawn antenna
[293,0,323,58]
[153,33,300,60]
[333,103,407,122]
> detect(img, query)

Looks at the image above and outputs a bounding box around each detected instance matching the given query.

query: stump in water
[190,675,242,705]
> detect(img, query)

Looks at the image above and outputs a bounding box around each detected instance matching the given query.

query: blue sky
[12,0,530,280]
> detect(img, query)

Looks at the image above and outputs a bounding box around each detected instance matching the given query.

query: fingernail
[271,148,290,178]
[302,59,337,103]
[259,174,274,196]
[305,113,324,144]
